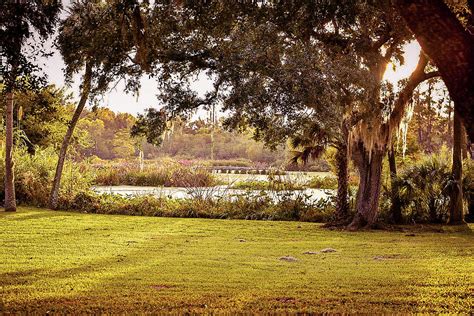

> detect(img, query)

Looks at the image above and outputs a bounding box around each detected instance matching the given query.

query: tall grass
[0,145,93,207]
[93,161,218,187]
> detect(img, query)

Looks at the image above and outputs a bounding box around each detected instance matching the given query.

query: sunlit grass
[0,207,472,313]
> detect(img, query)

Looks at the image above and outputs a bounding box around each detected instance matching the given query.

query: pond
[93,185,334,202]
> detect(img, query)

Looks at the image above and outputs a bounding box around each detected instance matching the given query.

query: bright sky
[42,25,421,117]
[383,41,422,85]
[43,47,213,116]
[40,0,426,116]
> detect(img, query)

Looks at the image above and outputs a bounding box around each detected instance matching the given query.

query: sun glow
[384,41,421,86]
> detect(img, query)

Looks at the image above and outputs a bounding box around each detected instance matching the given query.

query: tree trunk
[4,92,16,212]
[346,53,436,230]
[335,123,350,220]
[449,111,464,224]
[388,145,402,224]
[468,140,474,160]
[461,123,468,160]
[347,142,385,230]
[394,0,474,142]
[49,63,92,209]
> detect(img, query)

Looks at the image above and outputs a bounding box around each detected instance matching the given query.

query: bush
[0,145,93,207]
[306,176,338,189]
[463,159,474,222]
[380,156,474,224]
[58,188,335,223]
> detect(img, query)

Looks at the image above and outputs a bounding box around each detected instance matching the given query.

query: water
[93,185,333,202]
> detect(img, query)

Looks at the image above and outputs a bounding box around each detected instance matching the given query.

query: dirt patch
[150,284,175,290]
[279,256,298,262]
[373,254,406,260]
[320,248,336,253]
[275,297,298,304]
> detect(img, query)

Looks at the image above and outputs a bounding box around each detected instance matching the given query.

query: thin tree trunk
[335,123,349,220]
[461,123,468,160]
[49,63,92,209]
[388,145,402,224]
[348,142,385,230]
[468,140,474,159]
[4,92,16,212]
[449,111,464,224]
[447,100,453,149]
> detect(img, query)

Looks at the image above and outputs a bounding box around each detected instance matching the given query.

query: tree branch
[385,52,440,141]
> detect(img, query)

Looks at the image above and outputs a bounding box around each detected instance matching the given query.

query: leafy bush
[463,159,474,222]
[306,176,338,189]
[381,156,474,223]
[58,188,335,223]
[0,145,93,207]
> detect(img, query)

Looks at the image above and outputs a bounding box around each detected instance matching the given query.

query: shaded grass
[0,207,473,313]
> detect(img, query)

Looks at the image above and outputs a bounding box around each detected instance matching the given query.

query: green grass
[0,207,473,313]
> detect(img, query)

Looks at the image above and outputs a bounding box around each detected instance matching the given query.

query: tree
[49,0,145,208]
[0,0,61,212]
[127,1,441,228]
[9,86,74,153]
[394,0,474,142]
[449,111,465,224]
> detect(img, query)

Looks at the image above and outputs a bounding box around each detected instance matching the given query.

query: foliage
[57,0,142,97]
[231,179,304,191]
[381,155,474,223]
[60,189,334,223]
[0,1,61,92]
[0,145,93,207]
[306,176,339,190]
[463,159,474,222]
[0,85,91,153]
[131,108,169,146]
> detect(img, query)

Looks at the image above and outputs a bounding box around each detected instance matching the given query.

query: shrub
[463,159,474,222]
[58,188,335,223]
[0,145,93,207]
[306,176,338,190]
[380,156,474,224]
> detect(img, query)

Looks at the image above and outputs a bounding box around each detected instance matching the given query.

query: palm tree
[289,121,350,221]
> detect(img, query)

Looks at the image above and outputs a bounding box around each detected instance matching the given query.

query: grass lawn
[0,207,473,313]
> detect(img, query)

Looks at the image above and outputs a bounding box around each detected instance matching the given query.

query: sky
[43,40,421,116]
[383,41,421,84]
[41,1,422,117]
[42,42,214,116]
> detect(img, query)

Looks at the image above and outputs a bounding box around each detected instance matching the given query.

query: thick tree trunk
[4,92,16,212]
[394,0,474,142]
[449,111,464,224]
[348,142,385,230]
[388,146,402,224]
[49,64,92,209]
[346,54,436,230]
[335,123,350,220]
